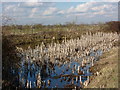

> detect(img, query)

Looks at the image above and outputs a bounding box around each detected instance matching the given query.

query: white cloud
[3,3,23,13]
[61,2,118,23]
[24,2,43,7]
[65,2,117,16]
[43,7,58,15]
[2,2,118,25]
[67,6,74,13]
[4,5,15,12]
[66,2,98,14]
[41,15,53,19]
[75,2,96,12]
[29,8,38,17]
[91,4,113,11]
[31,8,38,13]
[93,10,106,15]
[25,0,39,2]
[57,10,65,14]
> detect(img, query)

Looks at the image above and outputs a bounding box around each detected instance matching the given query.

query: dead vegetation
[85,47,118,88]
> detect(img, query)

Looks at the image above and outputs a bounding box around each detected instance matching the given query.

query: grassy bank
[85,47,118,88]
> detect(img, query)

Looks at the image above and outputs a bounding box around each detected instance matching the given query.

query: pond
[8,46,103,88]
[4,32,118,89]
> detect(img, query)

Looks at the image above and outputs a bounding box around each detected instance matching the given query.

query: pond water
[9,47,103,88]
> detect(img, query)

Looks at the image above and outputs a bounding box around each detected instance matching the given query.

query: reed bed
[16,32,119,65]
[15,32,119,88]
[3,21,120,88]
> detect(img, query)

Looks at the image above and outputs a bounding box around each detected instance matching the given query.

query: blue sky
[2,2,118,25]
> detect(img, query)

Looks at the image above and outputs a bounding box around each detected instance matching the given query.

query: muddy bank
[85,47,118,88]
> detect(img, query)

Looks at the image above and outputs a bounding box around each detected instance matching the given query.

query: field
[2,21,120,89]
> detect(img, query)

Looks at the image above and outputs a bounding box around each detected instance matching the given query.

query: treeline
[106,21,120,33]
[2,21,120,36]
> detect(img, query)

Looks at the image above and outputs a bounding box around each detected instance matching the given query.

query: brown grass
[85,47,118,88]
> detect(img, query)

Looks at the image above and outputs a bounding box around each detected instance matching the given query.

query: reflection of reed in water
[16,32,119,88]
[36,72,41,88]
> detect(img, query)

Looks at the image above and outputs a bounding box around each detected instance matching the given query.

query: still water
[8,47,103,88]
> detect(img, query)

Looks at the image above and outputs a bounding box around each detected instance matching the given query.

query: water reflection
[3,32,119,89]
[14,47,102,88]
